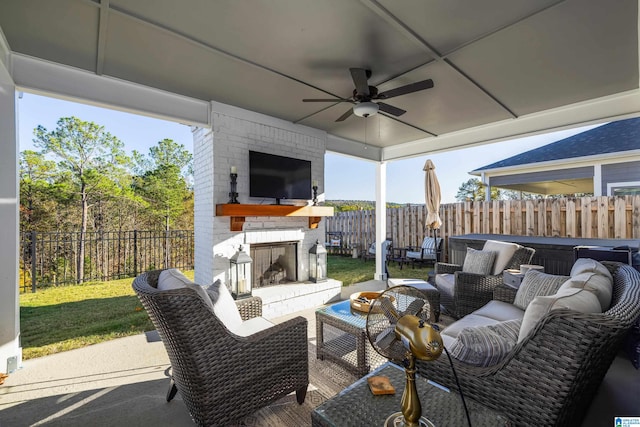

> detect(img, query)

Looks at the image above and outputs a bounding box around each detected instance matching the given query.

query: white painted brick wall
[255,279,342,319]
[194,102,330,303]
[193,127,214,285]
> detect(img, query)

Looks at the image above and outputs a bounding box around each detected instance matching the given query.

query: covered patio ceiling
[486,177,594,195]
[1,0,640,162]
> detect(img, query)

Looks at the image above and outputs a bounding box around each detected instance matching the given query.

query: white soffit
[10,54,210,127]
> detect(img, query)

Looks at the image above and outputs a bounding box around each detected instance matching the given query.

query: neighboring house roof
[472,117,640,172]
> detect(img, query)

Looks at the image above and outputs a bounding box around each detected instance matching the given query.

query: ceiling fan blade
[349,68,370,97]
[377,79,434,99]
[302,98,351,102]
[335,108,354,122]
[378,102,406,117]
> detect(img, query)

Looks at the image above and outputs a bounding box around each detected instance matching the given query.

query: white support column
[374,161,387,281]
[482,172,491,201]
[593,164,602,196]
[0,56,21,372]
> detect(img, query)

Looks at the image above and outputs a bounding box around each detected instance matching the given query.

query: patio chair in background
[405,236,443,268]
[325,231,343,255]
[362,239,392,262]
[434,240,535,318]
[132,269,309,426]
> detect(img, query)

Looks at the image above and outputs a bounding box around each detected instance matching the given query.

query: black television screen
[249,151,312,202]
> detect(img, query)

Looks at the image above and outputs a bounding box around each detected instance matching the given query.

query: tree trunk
[77,183,88,284]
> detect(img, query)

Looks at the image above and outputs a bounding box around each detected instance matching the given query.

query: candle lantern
[230,245,252,299]
[309,240,327,283]
[228,166,239,204]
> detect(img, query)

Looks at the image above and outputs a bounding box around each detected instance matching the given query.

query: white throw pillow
[205,279,244,334]
[558,272,613,311]
[513,270,569,310]
[462,248,496,275]
[482,240,521,275]
[518,288,601,342]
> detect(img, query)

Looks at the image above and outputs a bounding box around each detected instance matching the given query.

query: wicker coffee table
[312,363,512,427]
[316,299,385,377]
[316,292,437,377]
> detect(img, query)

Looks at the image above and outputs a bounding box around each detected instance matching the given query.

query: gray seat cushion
[435,273,454,292]
[441,314,503,341]
[472,300,525,322]
[435,273,455,309]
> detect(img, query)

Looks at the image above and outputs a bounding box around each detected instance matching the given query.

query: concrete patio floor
[1,280,638,426]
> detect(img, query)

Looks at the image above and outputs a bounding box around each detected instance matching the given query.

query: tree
[455,178,501,201]
[34,117,130,283]
[20,150,60,230]
[133,139,193,266]
[133,139,193,227]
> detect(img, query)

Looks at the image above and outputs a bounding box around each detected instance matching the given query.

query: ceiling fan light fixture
[353,101,379,118]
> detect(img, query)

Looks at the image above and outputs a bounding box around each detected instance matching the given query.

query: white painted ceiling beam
[326,134,382,162]
[10,53,210,127]
[381,89,640,162]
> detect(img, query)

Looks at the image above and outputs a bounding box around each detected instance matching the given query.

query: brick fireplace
[193,101,341,318]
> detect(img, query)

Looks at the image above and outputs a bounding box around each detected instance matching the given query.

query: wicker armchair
[435,245,535,318]
[132,270,309,426]
[418,262,640,427]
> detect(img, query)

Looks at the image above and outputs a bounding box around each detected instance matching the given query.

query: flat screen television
[249,151,312,204]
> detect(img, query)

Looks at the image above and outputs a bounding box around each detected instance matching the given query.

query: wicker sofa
[417,262,640,426]
[132,270,309,426]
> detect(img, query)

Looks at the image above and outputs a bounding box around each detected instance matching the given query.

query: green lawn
[19,258,433,359]
[332,256,433,285]
[19,271,193,360]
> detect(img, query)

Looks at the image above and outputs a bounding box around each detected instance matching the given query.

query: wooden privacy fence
[326,196,640,258]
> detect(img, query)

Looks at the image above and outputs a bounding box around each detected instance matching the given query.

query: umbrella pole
[432,228,439,263]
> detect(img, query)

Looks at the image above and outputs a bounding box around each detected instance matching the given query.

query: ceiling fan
[303,68,434,122]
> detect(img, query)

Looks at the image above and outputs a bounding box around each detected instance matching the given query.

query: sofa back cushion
[462,248,496,275]
[518,288,601,342]
[513,270,569,310]
[570,258,613,281]
[557,272,613,311]
[158,269,216,313]
[449,319,522,367]
[205,279,244,333]
[482,240,521,275]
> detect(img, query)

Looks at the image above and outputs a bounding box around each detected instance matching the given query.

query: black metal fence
[19,229,194,292]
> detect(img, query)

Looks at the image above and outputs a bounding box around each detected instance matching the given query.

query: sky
[18,92,599,204]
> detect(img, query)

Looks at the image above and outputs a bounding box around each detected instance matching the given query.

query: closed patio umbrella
[424,159,442,261]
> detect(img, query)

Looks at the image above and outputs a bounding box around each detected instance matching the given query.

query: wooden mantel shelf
[216,204,334,231]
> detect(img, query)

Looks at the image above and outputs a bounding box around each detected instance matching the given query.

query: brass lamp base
[384,412,435,427]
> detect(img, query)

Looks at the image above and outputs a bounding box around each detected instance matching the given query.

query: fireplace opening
[251,241,298,288]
